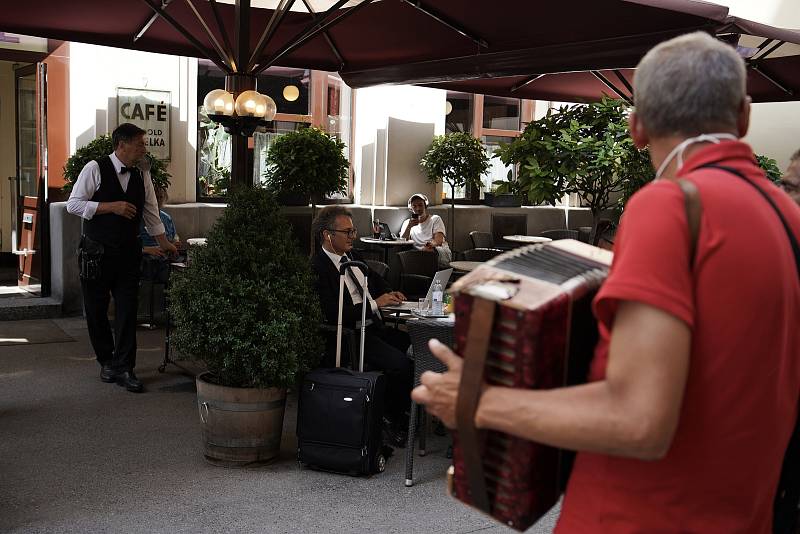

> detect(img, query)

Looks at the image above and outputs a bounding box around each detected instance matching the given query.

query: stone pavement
[0,317,559,533]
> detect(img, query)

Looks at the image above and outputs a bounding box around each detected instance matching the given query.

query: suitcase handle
[339,260,368,275]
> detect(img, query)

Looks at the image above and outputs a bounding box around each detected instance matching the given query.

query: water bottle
[431,280,444,316]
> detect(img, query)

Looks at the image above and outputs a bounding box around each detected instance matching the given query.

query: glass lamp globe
[203,89,234,116]
[260,94,277,121]
[283,84,300,102]
[234,90,269,117]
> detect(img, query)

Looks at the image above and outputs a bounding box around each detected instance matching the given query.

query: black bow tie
[120,166,137,174]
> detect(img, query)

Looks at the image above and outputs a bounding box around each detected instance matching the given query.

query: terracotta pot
[196,372,287,465]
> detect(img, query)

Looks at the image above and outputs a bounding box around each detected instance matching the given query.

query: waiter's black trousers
[81,248,141,372]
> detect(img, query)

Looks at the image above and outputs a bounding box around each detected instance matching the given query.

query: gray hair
[633,32,747,138]
[311,205,353,252]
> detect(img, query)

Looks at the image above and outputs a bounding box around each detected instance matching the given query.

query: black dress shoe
[116,371,144,393]
[100,364,117,383]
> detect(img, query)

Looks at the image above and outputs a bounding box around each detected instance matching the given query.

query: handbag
[688,164,800,534]
[78,234,104,281]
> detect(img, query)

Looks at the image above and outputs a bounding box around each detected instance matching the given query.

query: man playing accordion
[414,32,800,533]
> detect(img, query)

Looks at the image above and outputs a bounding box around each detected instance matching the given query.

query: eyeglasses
[778,179,799,194]
[328,228,358,239]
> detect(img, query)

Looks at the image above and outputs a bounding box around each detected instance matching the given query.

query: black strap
[699,164,800,279]
[698,163,800,534]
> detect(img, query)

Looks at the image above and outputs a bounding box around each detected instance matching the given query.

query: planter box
[484,192,521,207]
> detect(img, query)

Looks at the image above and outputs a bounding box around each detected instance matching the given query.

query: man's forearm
[94,202,116,215]
[476,381,670,460]
[154,233,170,248]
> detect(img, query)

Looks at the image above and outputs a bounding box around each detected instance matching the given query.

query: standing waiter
[67,123,176,393]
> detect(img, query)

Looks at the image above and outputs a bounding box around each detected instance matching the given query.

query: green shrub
[756,154,782,183]
[62,134,171,194]
[263,127,349,201]
[495,97,653,231]
[168,186,322,388]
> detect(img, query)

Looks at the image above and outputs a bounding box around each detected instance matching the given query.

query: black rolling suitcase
[297,260,388,475]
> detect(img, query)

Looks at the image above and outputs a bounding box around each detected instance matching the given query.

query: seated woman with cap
[399,193,452,268]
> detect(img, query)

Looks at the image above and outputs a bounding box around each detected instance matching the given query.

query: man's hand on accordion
[411,339,468,429]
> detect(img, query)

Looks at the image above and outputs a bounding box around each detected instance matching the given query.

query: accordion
[447,239,612,531]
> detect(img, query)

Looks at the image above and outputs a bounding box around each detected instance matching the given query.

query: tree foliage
[755,154,782,183]
[420,132,490,196]
[494,97,653,223]
[263,126,349,200]
[169,186,322,388]
[62,134,171,194]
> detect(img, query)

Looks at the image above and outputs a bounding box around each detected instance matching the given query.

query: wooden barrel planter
[196,372,287,465]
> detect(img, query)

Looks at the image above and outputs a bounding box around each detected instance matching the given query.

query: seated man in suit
[310,206,413,446]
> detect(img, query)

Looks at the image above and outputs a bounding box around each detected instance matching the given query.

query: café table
[503,235,553,245]
[449,260,483,272]
[359,237,414,264]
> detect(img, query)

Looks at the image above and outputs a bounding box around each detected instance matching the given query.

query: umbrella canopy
[0,0,728,80]
[423,16,800,104]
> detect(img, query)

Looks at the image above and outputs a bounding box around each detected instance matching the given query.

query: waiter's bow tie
[120,166,137,174]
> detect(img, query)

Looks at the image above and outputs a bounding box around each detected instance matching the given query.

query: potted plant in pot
[62,134,171,194]
[262,126,349,207]
[420,132,490,243]
[485,171,522,207]
[168,186,322,466]
[495,97,653,242]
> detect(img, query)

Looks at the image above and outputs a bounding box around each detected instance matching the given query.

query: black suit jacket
[311,249,391,329]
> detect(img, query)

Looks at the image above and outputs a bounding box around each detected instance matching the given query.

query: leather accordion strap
[456,297,496,514]
[677,179,702,267]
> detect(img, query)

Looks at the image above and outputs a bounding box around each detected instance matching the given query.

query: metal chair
[405,318,454,487]
[397,249,438,300]
[491,213,527,250]
[538,229,580,241]
[469,230,494,249]
[462,247,503,262]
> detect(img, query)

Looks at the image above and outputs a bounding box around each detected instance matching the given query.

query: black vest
[84,155,145,250]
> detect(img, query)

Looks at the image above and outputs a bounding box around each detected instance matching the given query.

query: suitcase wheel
[374,453,386,473]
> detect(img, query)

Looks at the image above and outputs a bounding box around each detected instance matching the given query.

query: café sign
[117,88,171,160]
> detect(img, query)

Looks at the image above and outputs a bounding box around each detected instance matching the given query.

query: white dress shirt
[322,247,380,317]
[66,152,165,237]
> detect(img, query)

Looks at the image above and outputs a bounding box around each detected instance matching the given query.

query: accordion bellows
[448,240,612,531]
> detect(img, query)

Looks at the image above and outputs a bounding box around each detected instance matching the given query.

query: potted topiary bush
[495,97,653,242]
[262,126,349,206]
[168,186,322,465]
[62,134,171,194]
[420,132,490,243]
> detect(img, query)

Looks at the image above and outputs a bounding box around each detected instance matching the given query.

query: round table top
[359,237,415,246]
[449,260,483,272]
[503,235,553,244]
[186,238,208,246]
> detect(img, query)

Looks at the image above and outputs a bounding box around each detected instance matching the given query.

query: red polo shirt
[556,141,800,533]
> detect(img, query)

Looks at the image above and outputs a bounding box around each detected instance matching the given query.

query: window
[482,96,520,131]
[445,91,473,134]
[325,73,353,200]
[481,135,516,198]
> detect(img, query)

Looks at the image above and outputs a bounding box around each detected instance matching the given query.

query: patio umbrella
[0,0,732,186]
[0,0,729,78]
[420,16,800,104]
